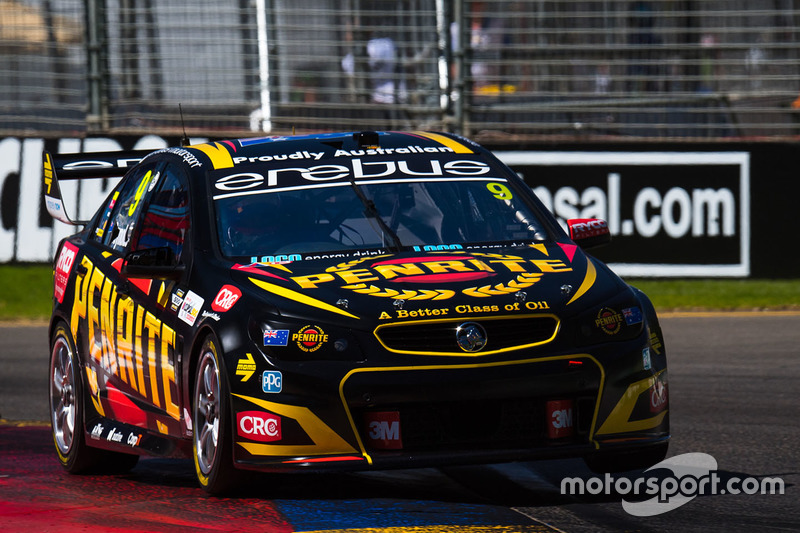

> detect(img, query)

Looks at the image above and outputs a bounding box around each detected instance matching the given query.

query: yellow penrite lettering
[372,263,425,280]
[531,259,572,273]
[292,331,329,343]
[468,259,494,271]
[70,256,179,420]
[87,266,105,366]
[336,268,379,285]
[100,278,119,376]
[71,256,93,341]
[133,306,148,395]
[487,258,528,272]
[160,323,180,420]
[116,294,136,388]
[291,273,336,289]
[143,311,162,408]
[419,260,473,274]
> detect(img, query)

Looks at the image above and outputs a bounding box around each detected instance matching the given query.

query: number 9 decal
[487,182,513,200]
[128,170,154,216]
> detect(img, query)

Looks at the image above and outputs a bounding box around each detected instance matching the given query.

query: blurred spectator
[627,1,660,92]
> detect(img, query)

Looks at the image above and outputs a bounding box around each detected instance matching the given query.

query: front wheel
[192,334,240,494]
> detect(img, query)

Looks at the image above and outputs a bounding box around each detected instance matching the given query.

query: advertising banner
[496,151,750,277]
[1,136,795,277]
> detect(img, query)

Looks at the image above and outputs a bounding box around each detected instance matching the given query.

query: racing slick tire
[49,323,139,474]
[583,442,669,474]
[192,333,241,495]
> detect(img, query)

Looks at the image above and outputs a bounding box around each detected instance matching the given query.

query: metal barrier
[2,0,800,140]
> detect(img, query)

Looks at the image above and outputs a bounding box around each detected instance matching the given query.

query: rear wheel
[193,334,240,494]
[49,323,139,473]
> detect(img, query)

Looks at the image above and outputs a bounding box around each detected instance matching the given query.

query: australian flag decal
[263,329,290,346]
[622,307,643,325]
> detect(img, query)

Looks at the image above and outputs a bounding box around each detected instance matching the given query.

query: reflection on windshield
[215,179,547,258]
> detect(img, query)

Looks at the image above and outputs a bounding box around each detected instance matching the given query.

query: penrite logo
[288,251,572,301]
[595,307,623,335]
[293,325,328,352]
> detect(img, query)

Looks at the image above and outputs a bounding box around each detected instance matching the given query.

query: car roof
[183,131,483,173]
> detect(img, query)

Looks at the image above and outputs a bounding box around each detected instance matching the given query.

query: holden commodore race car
[44,131,669,494]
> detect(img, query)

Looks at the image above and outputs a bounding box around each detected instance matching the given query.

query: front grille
[399,398,544,450]
[357,396,594,452]
[375,315,559,355]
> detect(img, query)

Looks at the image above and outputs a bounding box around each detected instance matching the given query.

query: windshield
[213,168,548,260]
[211,156,546,262]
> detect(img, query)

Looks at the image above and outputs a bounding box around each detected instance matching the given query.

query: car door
[124,161,193,433]
[77,160,189,434]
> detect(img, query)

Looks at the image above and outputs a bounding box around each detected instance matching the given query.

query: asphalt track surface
[1,313,798,532]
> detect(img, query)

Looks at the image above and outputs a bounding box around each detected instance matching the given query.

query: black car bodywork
[44,131,668,493]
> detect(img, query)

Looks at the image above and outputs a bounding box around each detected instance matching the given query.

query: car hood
[228,243,626,326]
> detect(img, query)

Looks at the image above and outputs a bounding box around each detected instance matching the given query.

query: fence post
[85,0,108,132]
[452,0,466,136]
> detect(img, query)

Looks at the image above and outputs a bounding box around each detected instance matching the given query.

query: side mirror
[567,218,611,249]
[121,246,185,279]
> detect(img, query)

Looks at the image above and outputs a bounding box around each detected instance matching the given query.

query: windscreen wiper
[347,178,402,253]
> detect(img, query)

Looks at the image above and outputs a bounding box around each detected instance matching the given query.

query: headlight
[567,289,646,347]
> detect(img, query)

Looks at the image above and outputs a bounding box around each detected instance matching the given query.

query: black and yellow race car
[44,131,668,493]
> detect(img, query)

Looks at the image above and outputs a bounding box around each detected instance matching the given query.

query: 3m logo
[546,399,574,439]
[237,411,281,442]
[364,411,402,450]
[212,285,241,312]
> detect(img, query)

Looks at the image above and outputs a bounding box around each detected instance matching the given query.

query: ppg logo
[262,370,282,393]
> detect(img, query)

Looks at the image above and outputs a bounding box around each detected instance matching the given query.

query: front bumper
[228,328,669,472]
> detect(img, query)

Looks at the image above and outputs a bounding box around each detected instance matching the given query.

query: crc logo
[650,377,669,413]
[212,285,241,312]
[455,322,487,352]
[237,411,281,442]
